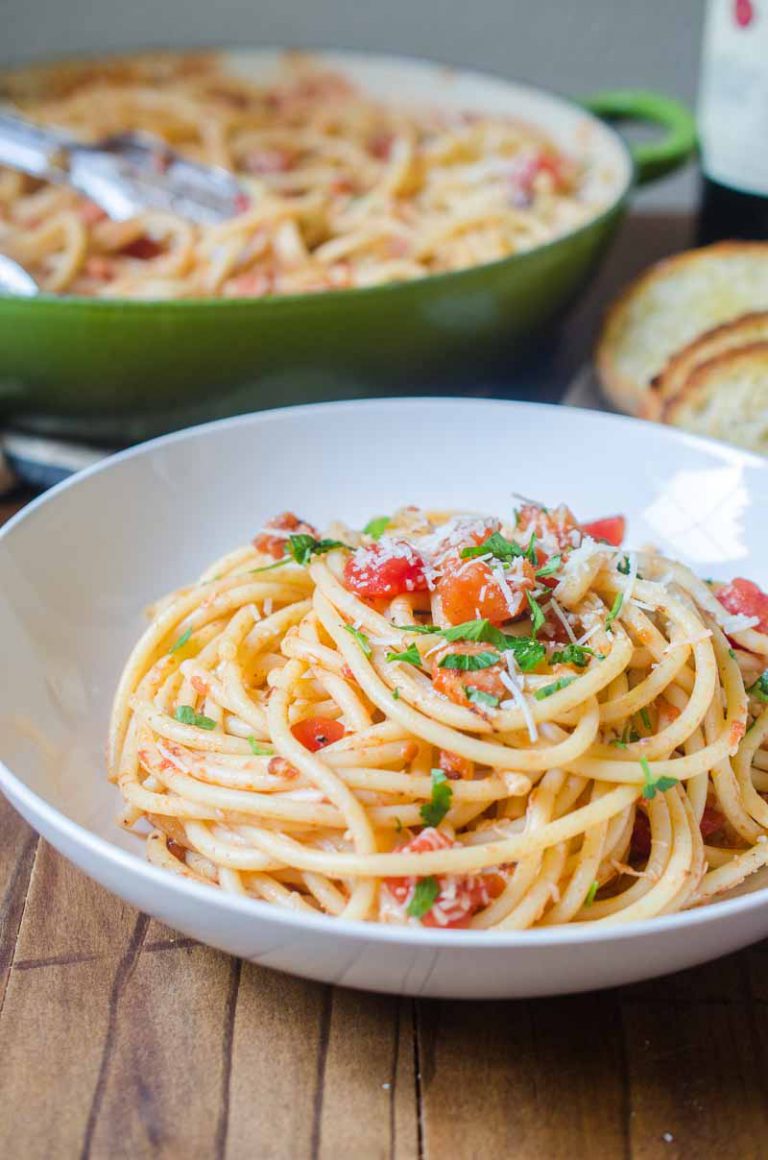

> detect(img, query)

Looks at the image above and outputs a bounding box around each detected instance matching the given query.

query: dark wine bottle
[697,0,768,244]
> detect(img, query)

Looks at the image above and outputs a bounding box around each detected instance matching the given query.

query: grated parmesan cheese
[500,652,538,742]
[719,612,761,634]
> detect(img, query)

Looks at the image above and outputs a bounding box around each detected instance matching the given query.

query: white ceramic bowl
[2,398,767,998]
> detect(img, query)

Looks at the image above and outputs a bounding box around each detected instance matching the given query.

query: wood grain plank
[418,993,626,1160]
[225,965,329,1160]
[0,797,37,1004]
[619,949,747,1005]
[87,944,235,1158]
[622,998,768,1158]
[13,839,137,964]
[0,946,141,1158]
[317,991,418,1160]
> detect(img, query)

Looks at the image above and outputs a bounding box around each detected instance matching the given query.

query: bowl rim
[1,395,767,949]
[0,44,634,312]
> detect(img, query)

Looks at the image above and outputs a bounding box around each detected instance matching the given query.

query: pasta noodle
[0,53,602,298]
[109,501,768,928]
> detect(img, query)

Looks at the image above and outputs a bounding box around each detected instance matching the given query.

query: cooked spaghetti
[108,501,768,928]
[0,53,602,298]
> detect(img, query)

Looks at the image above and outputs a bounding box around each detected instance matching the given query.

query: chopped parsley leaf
[392,688,401,700]
[639,706,652,733]
[438,650,499,672]
[551,643,594,668]
[464,685,501,709]
[169,627,192,654]
[584,880,599,907]
[611,739,628,749]
[247,736,274,756]
[747,670,768,703]
[526,591,545,637]
[640,756,679,800]
[343,624,372,656]
[174,705,216,730]
[534,676,577,700]
[460,530,536,564]
[617,556,631,575]
[728,648,736,660]
[287,534,347,566]
[407,876,440,919]
[420,769,453,827]
[398,619,545,672]
[605,590,624,632]
[536,554,562,578]
[363,515,390,540]
[394,816,404,833]
[386,643,422,667]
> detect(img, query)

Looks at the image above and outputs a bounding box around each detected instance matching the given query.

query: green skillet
[0,49,697,442]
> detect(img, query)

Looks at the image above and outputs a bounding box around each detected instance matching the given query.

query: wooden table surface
[2,216,768,1158]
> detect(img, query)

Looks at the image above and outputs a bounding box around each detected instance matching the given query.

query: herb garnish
[397,619,545,671]
[420,769,453,827]
[438,650,500,672]
[747,670,768,703]
[247,736,274,756]
[551,644,594,668]
[534,676,577,700]
[363,516,390,540]
[392,688,400,700]
[287,534,347,566]
[640,756,678,800]
[386,643,422,667]
[605,591,624,632]
[617,556,631,575]
[407,876,440,919]
[344,624,372,656]
[464,686,501,709]
[169,627,192,654]
[174,705,216,730]
[639,706,652,733]
[526,591,545,637]
[584,880,599,907]
[460,530,537,564]
[536,554,562,578]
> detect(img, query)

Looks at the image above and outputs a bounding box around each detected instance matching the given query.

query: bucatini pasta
[109,501,768,928]
[0,53,600,298]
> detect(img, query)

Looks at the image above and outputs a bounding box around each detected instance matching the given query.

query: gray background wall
[4,0,705,209]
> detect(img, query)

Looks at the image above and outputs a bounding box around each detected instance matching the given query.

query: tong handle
[0,111,73,183]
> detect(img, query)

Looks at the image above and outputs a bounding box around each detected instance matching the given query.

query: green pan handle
[582,89,698,185]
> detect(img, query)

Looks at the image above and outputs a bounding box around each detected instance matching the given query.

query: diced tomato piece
[369,132,394,160]
[344,543,428,598]
[717,577,768,634]
[699,806,725,840]
[438,750,474,781]
[383,827,504,928]
[120,236,163,260]
[291,716,346,752]
[516,503,579,551]
[534,546,560,590]
[437,557,535,626]
[431,642,507,708]
[581,515,626,547]
[254,511,318,559]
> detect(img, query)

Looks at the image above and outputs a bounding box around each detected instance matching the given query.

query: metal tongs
[0,110,249,293]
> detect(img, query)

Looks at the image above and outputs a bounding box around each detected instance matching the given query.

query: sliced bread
[644,310,768,419]
[596,242,768,416]
[662,341,768,456]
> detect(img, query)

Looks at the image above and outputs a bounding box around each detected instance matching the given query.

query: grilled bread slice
[663,341,768,455]
[644,311,768,419]
[596,242,768,415]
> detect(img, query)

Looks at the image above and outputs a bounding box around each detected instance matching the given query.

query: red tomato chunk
[344,542,428,598]
[383,828,504,928]
[717,577,768,634]
[581,515,626,547]
[291,717,346,752]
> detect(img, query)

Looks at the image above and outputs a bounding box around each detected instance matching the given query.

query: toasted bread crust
[662,340,768,455]
[643,310,768,420]
[596,242,768,416]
